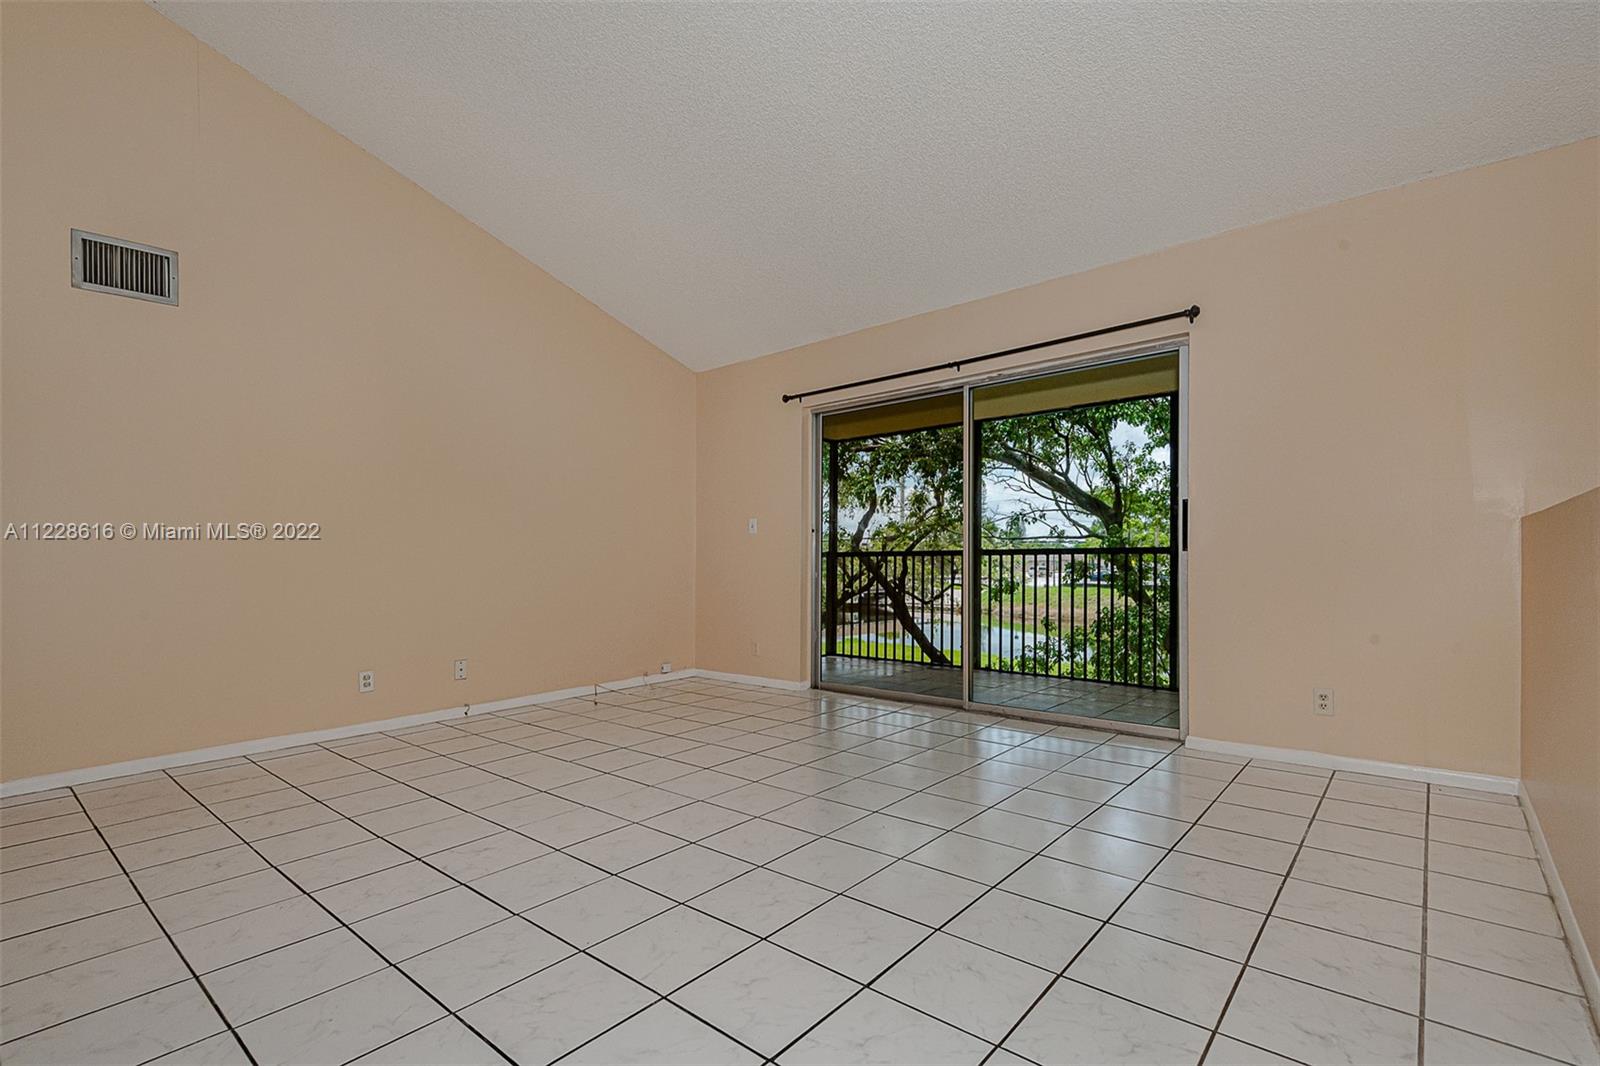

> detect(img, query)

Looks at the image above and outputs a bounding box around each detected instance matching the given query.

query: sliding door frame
[808,335,1189,739]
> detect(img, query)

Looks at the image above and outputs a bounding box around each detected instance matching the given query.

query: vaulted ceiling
[154,2,1599,370]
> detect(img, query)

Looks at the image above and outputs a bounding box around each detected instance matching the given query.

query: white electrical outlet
[1313,688,1335,716]
[747,517,758,534]
[660,662,672,674]
[454,659,468,681]
[358,671,375,693]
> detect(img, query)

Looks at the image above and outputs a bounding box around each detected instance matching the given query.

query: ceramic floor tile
[1219,968,1418,1065]
[591,905,757,993]
[0,980,225,1066]
[999,854,1139,919]
[7,685,1595,1066]
[399,917,572,1009]
[1289,847,1422,905]
[846,861,988,927]
[148,868,299,932]
[1428,841,1545,893]
[1430,794,1527,828]
[1421,1021,1569,1065]
[945,889,1099,972]
[646,800,753,840]
[624,844,753,900]
[1271,877,1422,951]
[702,818,816,864]
[276,839,409,892]
[564,1000,761,1065]
[468,852,606,912]
[1314,798,1425,838]
[0,852,123,901]
[348,1017,502,1065]
[672,942,858,1058]
[236,967,443,1066]
[769,838,895,892]
[1427,871,1562,936]
[877,931,1053,1042]
[1003,977,1210,1065]
[523,876,672,947]
[1148,851,1284,913]
[779,990,990,1065]
[353,885,509,961]
[201,927,384,1023]
[1199,803,1310,844]
[1114,882,1266,961]
[173,894,339,973]
[830,813,946,857]
[1232,767,1326,796]
[0,831,106,874]
[1426,910,1582,994]
[462,952,658,1064]
[1428,816,1536,858]
[1177,826,1299,874]
[1042,827,1166,880]
[1066,925,1241,1028]
[1217,782,1320,818]
[1248,916,1421,1012]
[314,861,455,922]
[1202,1035,1302,1064]
[772,895,931,981]
[692,867,831,936]
[1424,956,1600,1064]
[0,938,188,1043]
[906,832,1032,884]
[0,904,163,983]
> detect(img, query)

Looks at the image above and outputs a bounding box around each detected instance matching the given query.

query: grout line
[60,788,259,1066]
[157,767,522,1066]
[1193,769,1335,1064]
[971,752,1255,1065]
[235,740,772,1063]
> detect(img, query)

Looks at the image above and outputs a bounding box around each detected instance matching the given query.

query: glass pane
[971,355,1180,729]
[819,393,964,701]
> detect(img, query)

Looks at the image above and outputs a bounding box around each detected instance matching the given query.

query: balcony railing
[822,545,1177,691]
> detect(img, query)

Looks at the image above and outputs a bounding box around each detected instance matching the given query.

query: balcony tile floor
[821,659,1181,729]
[2,679,1595,1065]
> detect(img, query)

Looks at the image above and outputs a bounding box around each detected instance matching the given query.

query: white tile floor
[2,679,1596,1065]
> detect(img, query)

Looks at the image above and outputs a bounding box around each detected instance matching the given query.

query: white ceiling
[153,2,1598,371]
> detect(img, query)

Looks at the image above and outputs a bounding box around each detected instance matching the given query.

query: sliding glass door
[818,392,965,701]
[815,347,1185,734]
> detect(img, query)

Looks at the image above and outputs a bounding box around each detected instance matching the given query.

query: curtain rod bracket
[781,304,1200,404]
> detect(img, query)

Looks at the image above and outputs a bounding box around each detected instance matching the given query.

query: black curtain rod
[781,304,1199,404]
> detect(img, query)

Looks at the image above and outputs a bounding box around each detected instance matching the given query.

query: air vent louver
[71,230,178,305]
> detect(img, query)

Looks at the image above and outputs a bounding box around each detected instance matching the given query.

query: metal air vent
[71,229,178,305]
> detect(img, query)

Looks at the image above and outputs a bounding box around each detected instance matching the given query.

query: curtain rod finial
[1186,304,1201,323]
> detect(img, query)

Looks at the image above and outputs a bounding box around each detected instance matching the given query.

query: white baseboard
[1519,785,1600,1031]
[0,668,806,799]
[691,669,810,691]
[1184,736,1520,795]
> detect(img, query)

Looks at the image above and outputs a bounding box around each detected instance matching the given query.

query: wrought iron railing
[822,546,1176,691]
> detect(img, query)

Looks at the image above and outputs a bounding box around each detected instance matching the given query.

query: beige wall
[4,3,1597,787]
[697,139,1600,778]
[1,2,696,781]
[1522,488,1600,971]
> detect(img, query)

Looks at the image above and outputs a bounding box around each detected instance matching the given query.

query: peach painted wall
[1,3,696,780]
[696,139,1599,778]
[1521,488,1600,973]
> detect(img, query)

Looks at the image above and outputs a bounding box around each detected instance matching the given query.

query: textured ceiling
[153,2,1598,370]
